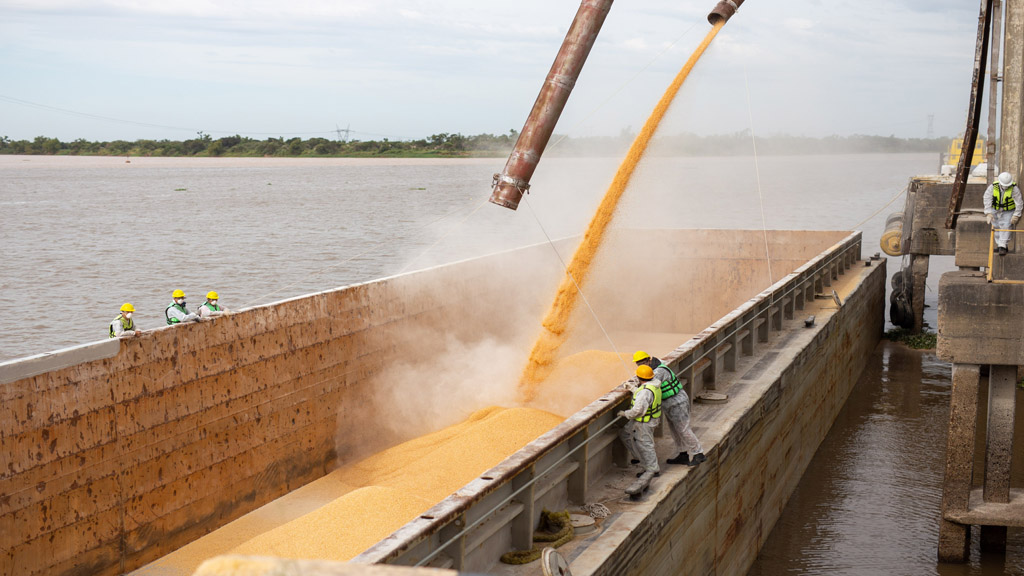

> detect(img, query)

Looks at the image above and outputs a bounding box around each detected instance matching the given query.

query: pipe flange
[492,173,531,194]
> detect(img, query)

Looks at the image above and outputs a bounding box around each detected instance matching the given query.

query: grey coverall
[619,385,660,474]
[654,365,703,457]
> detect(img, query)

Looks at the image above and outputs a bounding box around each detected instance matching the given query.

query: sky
[0,0,985,142]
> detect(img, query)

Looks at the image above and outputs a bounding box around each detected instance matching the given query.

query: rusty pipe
[489,0,614,211]
[708,0,745,25]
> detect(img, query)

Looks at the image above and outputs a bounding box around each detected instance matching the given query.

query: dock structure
[936,268,1024,560]
[890,176,986,333]
[936,168,1024,561]
[937,0,1024,561]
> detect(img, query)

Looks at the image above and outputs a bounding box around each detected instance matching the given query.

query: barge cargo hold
[0,228,883,576]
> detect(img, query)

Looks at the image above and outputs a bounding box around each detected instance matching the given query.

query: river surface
[3,152,1013,573]
[0,152,937,362]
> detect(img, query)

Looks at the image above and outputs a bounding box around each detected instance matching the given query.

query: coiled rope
[499,509,575,565]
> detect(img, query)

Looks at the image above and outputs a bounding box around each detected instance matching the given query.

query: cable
[546,20,702,152]
[397,197,491,274]
[236,192,485,310]
[744,65,773,289]
[847,185,908,232]
[0,93,411,139]
[522,196,632,379]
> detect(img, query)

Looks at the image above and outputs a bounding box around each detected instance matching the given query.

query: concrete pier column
[1003,0,1024,178]
[910,254,929,333]
[981,365,1017,551]
[938,363,981,563]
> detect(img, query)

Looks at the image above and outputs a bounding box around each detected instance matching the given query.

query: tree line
[0,130,950,158]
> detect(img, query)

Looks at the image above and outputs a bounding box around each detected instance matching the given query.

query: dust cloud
[370,330,526,443]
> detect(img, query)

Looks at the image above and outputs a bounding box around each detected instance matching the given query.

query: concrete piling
[981,365,1016,551]
[937,270,1024,561]
[937,363,980,563]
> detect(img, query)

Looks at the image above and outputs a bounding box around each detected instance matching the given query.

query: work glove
[987,213,994,225]
[616,411,627,419]
[1013,215,1021,227]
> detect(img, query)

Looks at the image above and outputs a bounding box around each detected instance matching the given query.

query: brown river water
[4,152,1020,573]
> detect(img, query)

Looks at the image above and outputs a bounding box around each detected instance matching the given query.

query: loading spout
[708,0,745,25]
[489,0,614,211]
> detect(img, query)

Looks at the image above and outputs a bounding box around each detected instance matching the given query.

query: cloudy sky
[1,0,983,142]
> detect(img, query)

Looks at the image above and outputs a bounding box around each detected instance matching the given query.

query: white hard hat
[999,172,1013,187]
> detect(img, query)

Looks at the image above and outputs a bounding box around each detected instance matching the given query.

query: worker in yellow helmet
[109,303,142,338]
[165,289,200,325]
[634,350,705,467]
[617,364,662,484]
[197,290,228,320]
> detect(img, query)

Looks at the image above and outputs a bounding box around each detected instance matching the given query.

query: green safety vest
[202,302,221,312]
[656,363,683,400]
[109,315,134,338]
[993,182,1017,211]
[166,302,188,325]
[631,382,663,423]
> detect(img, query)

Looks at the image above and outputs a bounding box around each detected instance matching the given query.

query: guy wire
[522,195,632,379]
[744,65,773,289]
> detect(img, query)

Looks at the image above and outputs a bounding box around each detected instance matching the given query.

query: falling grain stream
[519,20,726,400]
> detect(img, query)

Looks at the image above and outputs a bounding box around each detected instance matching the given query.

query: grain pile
[224,406,564,563]
[525,349,631,416]
[231,486,434,561]
[518,19,727,401]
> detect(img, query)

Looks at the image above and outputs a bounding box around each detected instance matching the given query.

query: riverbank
[1,133,948,159]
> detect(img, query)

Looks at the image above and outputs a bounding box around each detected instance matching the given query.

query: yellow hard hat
[633,350,651,363]
[206,291,219,300]
[636,365,654,380]
[172,289,185,298]
[120,303,135,312]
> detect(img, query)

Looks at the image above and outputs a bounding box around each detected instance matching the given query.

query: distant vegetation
[0,131,949,158]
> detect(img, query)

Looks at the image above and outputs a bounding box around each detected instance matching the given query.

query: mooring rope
[848,185,908,232]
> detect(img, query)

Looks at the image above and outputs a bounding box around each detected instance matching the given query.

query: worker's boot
[625,470,658,498]
[688,453,706,466]
[999,246,1008,256]
[636,470,661,478]
[667,452,690,465]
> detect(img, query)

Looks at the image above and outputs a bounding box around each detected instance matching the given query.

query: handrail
[986,228,1024,284]
[662,232,862,392]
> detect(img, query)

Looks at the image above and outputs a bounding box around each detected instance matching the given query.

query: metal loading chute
[489,0,749,211]
[707,0,746,25]
[489,0,614,210]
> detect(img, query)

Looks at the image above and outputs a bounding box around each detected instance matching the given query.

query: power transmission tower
[927,114,935,139]
[335,124,351,142]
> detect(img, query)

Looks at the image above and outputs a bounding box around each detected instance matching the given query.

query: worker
[633,350,706,467]
[984,171,1023,256]
[109,303,141,338]
[165,289,200,325]
[617,364,662,482]
[197,291,228,319]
